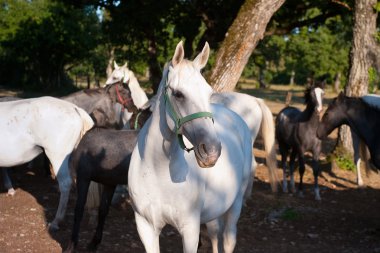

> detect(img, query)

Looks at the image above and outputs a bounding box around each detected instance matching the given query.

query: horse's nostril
[198,143,207,158]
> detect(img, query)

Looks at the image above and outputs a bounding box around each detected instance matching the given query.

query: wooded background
[0,0,379,151]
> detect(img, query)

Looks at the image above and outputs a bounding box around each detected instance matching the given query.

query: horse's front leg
[135,212,162,253]
[297,153,305,197]
[180,217,201,253]
[311,152,321,201]
[206,219,224,253]
[222,195,244,253]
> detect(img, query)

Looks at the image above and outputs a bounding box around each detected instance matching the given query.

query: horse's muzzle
[194,142,221,168]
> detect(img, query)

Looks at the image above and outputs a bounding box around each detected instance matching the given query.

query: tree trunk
[208,0,285,92]
[334,72,341,93]
[147,33,163,94]
[338,0,378,154]
[106,47,115,79]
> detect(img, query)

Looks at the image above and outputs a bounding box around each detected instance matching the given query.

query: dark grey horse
[317,92,380,170]
[63,128,139,252]
[275,81,325,200]
[0,82,136,196]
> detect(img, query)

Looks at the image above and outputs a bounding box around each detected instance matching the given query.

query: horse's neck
[62,90,110,112]
[129,74,148,109]
[140,93,178,164]
[300,104,318,122]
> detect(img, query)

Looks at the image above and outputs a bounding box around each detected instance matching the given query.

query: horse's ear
[122,62,128,69]
[193,42,210,70]
[114,61,119,69]
[172,41,185,67]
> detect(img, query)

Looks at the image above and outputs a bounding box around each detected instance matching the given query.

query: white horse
[106,61,149,127]
[128,41,253,253]
[0,96,94,230]
[211,92,278,192]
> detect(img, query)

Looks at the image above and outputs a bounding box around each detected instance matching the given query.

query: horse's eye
[173,90,184,100]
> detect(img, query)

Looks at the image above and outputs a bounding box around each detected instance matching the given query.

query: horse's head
[306,80,325,113]
[105,61,130,85]
[163,41,221,168]
[317,91,347,139]
[107,81,137,113]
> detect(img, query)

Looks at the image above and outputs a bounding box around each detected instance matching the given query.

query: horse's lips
[194,148,219,168]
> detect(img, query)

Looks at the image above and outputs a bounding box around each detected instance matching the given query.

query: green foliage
[0,1,101,89]
[368,67,379,93]
[245,18,351,86]
[332,146,356,171]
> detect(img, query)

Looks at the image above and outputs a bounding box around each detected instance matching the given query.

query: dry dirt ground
[1,85,380,253]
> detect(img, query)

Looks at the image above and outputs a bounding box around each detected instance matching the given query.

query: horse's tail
[256,98,279,192]
[86,182,103,213]
[360,139,377,176]
[75,107,94,147]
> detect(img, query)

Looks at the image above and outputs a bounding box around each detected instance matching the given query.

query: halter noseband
[164,73,214,152]
[115,83,133,112]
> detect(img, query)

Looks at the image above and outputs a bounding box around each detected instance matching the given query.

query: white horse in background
[128,41,253,253]
[0,97,94,230]
[211,92,278,192]
[106,61,149,127]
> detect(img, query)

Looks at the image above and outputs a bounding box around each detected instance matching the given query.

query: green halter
[164,75,213,152]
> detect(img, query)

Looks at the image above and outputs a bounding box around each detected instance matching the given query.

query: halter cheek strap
[164,85,214,152]
[115,83,133,112]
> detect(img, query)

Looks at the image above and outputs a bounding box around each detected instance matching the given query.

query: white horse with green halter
[128,41,253,253]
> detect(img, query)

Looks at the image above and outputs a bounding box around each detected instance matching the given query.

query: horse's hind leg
[289,150,297,194]
[296,153,305,197]
[2,168,15,196]
[48,155,72,231]
[279,146,289,193]
[87,184,116,251]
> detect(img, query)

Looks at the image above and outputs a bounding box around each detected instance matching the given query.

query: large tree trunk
[208,0,285,92]
[338,0,378,153]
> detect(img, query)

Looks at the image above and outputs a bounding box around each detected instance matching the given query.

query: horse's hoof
[87,242,98,252]
[7,188,16,196]
[47,222,60,232]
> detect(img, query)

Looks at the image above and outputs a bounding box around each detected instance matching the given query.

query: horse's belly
[0,143,42,167]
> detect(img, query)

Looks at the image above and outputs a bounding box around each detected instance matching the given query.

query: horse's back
[211,92,262,138]
[275,106,301,143]
[0,96,93,167]
[71,128,138,184]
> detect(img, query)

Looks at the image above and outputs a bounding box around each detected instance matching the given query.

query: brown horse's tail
[256,98,279,192]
